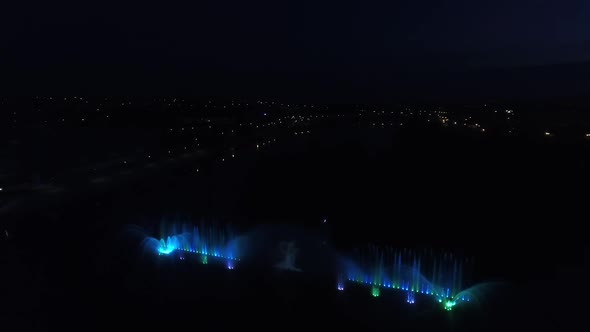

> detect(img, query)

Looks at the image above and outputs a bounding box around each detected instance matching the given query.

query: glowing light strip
[158,247,240,261]
[346,279,470,302]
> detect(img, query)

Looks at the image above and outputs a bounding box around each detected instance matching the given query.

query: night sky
[3,0,590,102]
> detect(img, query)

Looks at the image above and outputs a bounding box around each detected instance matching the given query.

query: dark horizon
[3,1,590,104]
[4,61,590,105]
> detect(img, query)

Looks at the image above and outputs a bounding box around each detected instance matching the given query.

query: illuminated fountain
[337,274,345,291]
[344,245,476,310]
[407,291,415,304]
[371,286,380,297]
[440,282,498,311]
[144,223,241,267]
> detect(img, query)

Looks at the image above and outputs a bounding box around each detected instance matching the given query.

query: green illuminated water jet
[371,286,380,297]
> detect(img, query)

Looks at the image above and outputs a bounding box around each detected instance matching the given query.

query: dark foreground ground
[2,121,588,331]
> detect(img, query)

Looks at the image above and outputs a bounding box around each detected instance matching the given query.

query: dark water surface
[3,122,588,330]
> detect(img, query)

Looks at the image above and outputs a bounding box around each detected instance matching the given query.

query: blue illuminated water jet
[342,245,480,310]
[144,223,241,263]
